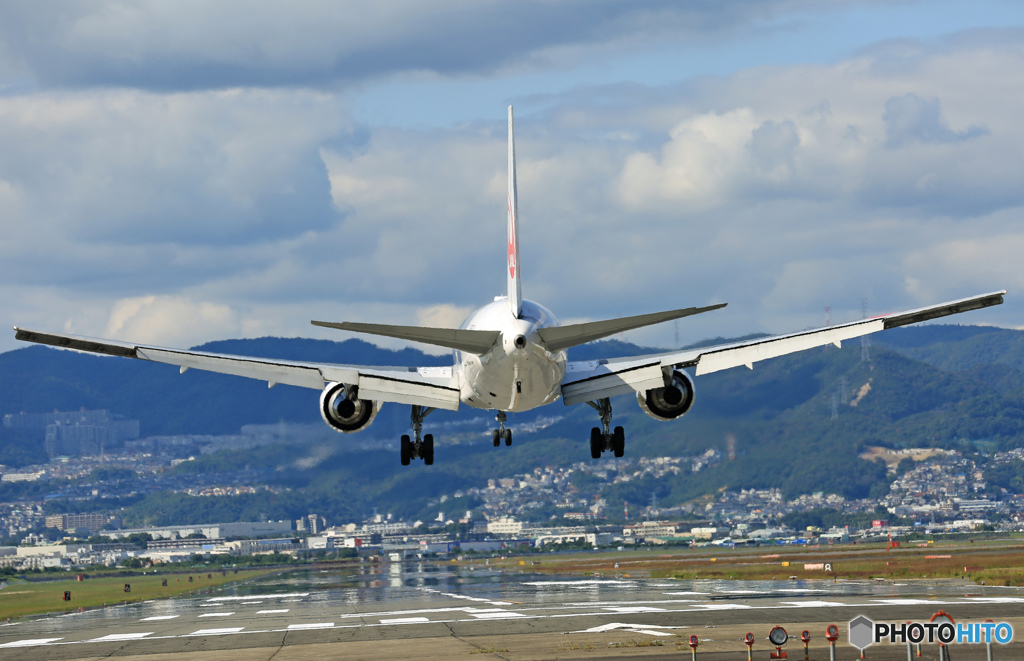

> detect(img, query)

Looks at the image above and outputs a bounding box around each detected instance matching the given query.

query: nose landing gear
[400,405,436,466]
[492,411,513,447]
[586,398,624,459]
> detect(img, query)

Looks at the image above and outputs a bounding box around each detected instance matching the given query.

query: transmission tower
[830,392,839,420]
[860,297,871,361]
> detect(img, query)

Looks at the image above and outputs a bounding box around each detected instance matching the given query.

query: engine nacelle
[319,382,378,433]
[637,370,695,421]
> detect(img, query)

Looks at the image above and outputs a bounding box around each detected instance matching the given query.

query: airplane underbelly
[461,349,564,412]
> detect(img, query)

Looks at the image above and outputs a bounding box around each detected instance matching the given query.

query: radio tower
[860,298,871,361]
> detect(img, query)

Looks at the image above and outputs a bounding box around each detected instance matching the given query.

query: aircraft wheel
[492,429,501,447]
[504,429,512,446]
[423,434,434,465]
[400,435,412,466]
[612,426,625,458]
[589,427,602,459]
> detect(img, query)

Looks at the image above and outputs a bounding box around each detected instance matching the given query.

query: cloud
[883,93,989,147]
[2,25,1022,355]
[0,1,848,91]
[104,295,243,347]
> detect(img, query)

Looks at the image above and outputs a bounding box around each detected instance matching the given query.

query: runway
[2,562,1023,659]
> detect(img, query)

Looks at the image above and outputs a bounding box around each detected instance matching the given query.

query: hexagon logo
[848,615,875,650]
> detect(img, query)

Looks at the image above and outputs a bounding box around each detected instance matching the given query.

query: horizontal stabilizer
[536,303,726,353]
[312,320,500,355]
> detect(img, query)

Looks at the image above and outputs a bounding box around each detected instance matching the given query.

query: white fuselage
[456,298,566,412]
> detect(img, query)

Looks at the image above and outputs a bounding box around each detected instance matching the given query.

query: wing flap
[561,359,664,406]
[358,371,461,410]
[137,347,327,390]
[14,328,139,358]
[693,319,884,376]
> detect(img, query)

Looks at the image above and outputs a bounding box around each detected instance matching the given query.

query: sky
[1,0,1023,354]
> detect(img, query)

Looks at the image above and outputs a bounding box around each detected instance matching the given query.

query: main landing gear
[400,404,436,466]
[492,411,512,447]
[586,398,624,459]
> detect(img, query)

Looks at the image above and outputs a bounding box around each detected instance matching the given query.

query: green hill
[3,325,1024,525]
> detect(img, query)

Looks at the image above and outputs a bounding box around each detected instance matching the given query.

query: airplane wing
[560,290,1006,406]
[11,327,461,411]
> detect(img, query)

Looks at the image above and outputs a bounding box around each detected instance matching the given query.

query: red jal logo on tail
[507,198,516,278]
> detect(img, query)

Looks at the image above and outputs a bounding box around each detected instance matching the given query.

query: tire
[612,426,625,458]
[423,434,434,466]
[504,429,512,446]
[400,435,411,466]
[492,429,501,447]
[589,427,603,459]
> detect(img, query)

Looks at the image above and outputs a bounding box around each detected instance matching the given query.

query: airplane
[13,107,1006,466]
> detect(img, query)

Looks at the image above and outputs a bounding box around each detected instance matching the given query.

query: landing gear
[586,398,626,459]
[400,405,436,466]
[492,412,512,447]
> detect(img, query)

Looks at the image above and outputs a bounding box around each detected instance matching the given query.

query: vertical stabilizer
[507,105,522,318]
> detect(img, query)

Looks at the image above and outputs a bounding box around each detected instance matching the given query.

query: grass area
[475,538,1024,585]
[0,567,278,620]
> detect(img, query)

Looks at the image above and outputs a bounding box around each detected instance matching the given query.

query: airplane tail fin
[507,105,522,318]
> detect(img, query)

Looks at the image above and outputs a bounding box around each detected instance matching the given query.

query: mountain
[3,325,1024,525]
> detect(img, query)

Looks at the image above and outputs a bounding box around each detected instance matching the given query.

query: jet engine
[637,370,695,421]
[319,382,378,433]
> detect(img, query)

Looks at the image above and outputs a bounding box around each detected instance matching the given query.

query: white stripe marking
[140,615,179,621]
[568,623,684,634]
[696,603,752,610]
[780,601,846,608]
[257,609,290,614]
[380,617,430,624]
[190,627,244,636]
[287,622,334,630]
[207,592,309,601]
[89,632,153,642]
[602,606,666,613]
[198,612,234,617]
[0,638,63,648]
[468,611,526,619]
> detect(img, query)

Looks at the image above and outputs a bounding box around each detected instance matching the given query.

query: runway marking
[601,606,667,613]
[287,622,334,630]
[257,609,290,614]
[696,603,752,610]
[466,608,527,619]
[140,615,179,621]
[779,601,846,608]
[208,593,309,601]
[380,617,430,624]
[190,627,244,636]
[963,597,1024,603]
[568,623,684,637]
[198,612,235,617]
[524,580,633,587]
[419,588,512,606]
[870,599,945,605]
[663,591,709,596]
[0,638,63,648]
[89,632,153,642]
[777,589,828,593]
